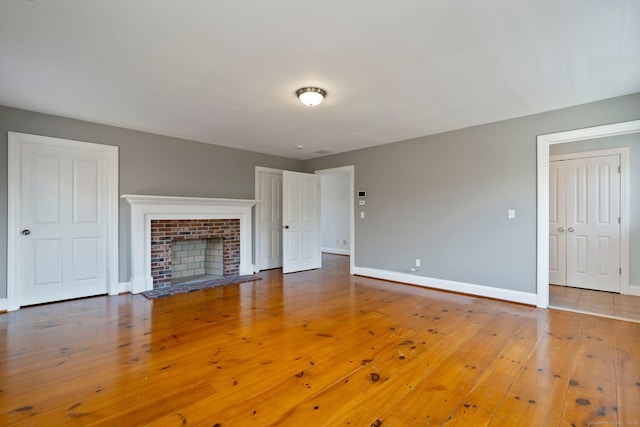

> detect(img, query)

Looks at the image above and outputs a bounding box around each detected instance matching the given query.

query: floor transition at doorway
[549,285,640,322]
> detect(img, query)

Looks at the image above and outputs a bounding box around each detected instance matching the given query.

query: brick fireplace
[121,195,257,294]
[151,219,240,287]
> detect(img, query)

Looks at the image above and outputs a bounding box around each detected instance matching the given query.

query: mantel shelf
[121,194,258,207]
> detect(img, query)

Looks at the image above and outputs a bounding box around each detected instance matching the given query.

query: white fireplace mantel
[121,194,257,293]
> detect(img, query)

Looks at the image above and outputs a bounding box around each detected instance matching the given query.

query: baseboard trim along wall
[118,282,132,294]
[0,298,7,311]
[321,247,350,256]
[627,284,640,297]
[352,267,538,306]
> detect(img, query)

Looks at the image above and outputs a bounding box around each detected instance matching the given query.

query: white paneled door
[257,169,283,270]
[549,161,567,285]
[282,171,321,274]
[17,138,111,306]
[550,154,621,292]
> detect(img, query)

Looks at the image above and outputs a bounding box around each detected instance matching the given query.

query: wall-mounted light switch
[360,211,365,219]
[508,209,516,219]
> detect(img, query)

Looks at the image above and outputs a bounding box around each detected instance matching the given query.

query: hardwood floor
[1,254,639,426]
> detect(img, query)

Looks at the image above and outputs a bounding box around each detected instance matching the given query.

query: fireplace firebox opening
[150,219,240,288]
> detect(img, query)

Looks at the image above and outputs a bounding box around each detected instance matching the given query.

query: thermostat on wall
[357,191,367,198]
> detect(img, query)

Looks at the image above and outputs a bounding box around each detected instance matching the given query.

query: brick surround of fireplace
[150,219,240,288]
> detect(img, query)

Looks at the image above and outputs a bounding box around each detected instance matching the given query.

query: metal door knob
[557,227,565,232]
[21,229,31,235]
[568,227,575,232]
[283,225,289,229]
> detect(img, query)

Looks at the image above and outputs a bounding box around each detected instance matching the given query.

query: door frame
[254,165,355,276]
[537,120,640,308]
[7,132,119,311]
[315,166,355,275]
[550,148,628,292]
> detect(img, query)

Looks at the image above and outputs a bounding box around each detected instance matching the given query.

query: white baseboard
[117,282,132,294]
[239,263,254,276]
[352,266,537,306]
[322,247,350,256]
[0,298,7,311]
[625,284,640,296]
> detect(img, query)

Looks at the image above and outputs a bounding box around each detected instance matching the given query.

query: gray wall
[305,93,640,294]
[550,133,640,286]
[0,106,303,296]
[320,172,351,252]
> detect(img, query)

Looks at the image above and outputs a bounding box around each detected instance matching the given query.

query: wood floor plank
[270,299,519,426]
[146,289,436,425]
[559,317,618,426]
[614,320,640,425]
[1,254,639,426]
[373,308,530,425]
[440,314,545,426]
[477,309,585,426]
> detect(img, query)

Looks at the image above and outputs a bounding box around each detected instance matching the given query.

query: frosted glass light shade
[296,87,326,106]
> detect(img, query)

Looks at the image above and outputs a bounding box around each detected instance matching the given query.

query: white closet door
[20,142,109,305]
[565,155,621,292]
[549,161,567,285]
[257,170,283,270]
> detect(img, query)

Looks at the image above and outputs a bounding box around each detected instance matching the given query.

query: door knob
[568,227,574,232]
[557,227,565,232]
[21,229,31,235]
[283,225,289,229]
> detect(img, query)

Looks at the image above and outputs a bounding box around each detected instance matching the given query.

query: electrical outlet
[415,259,421,267]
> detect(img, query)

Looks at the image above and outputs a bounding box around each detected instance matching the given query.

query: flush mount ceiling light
[296,87,326,107]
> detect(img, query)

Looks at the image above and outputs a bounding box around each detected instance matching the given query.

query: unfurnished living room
[1,1,640,426]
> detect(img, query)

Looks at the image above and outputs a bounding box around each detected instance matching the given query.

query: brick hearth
[150,219,240,288]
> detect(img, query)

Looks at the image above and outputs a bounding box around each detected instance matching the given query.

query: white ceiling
[1,1,639,160]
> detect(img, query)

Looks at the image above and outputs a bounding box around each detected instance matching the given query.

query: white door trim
[315,166,355,275]
[550,147,629,162]
[7,132,119,311]
[537,120,640,308]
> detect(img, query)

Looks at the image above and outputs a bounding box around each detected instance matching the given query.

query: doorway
[254,165,354,275]
[254,167,321,273]
[537,120,640,320]
[315,166,355,275]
